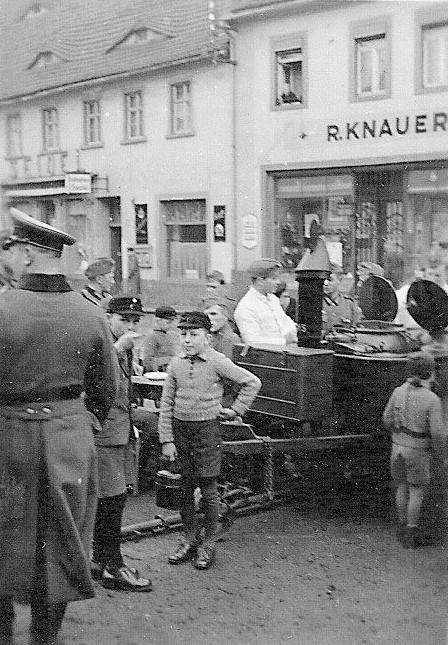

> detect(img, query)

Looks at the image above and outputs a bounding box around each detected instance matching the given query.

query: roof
[0,0,230,103]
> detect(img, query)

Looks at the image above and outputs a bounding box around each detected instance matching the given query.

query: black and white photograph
[0,1,448,644]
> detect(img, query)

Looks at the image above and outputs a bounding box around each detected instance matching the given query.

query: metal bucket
[155,470,182,509]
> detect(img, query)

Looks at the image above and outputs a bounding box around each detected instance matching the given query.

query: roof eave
[224,0,363,22]
[0,51,213,106]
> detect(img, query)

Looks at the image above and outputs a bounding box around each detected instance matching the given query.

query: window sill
[415,84,448,96]
[80,142,104,150]
[120,137,147,146]
[271,102,307,112]
[166,131,195,140]
[5,154,31,161]
[351,93,390,103]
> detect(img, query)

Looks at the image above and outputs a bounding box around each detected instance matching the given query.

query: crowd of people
[0,208,447,643]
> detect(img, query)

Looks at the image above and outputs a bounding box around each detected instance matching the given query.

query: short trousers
[390,443,431,487]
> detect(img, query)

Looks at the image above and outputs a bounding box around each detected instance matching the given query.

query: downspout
[231,37,238,276]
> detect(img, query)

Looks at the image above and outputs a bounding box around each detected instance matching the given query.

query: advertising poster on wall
[213,205,226,242]
[135,204,148,245]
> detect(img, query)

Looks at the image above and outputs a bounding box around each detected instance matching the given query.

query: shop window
[161,199,207,279]
[169,81,192,136]
[123,91,144,141]
[42,108,59,151]
[83,100,101,145]
[350,18,391,102]
[6,114,22,157]
[422,23,448,89]
[271,33,307,110]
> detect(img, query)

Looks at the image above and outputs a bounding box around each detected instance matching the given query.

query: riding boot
[29,601,67,645]
[0,596,15,645]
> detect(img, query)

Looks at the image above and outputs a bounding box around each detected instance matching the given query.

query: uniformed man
[0,208,119,645]
[81,256,116,309]
[234,258,298,346]
[0,228,16,293]
[142,305,179,373]
[323,263,362,334]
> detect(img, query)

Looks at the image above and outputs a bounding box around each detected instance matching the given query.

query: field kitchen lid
[358,275,398,322]
[407,280,448,332]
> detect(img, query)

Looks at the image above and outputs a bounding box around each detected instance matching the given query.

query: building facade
[228,0,448,287]
[0,0,235,301]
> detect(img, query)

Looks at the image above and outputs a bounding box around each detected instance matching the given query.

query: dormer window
[29,51,62,69]
[23,4,48,20]
[108,27,167,52]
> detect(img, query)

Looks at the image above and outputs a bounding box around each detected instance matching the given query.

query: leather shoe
[102,565,152,592]
[194,545,215,570]
[168,542,197,565]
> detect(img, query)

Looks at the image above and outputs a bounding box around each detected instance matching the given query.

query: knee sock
[407,485,425,527]
[179,478,198,544]
[199,477,219,547]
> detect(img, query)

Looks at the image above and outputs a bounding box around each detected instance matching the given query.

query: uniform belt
[393,426,430,440]
[0,384,83,406]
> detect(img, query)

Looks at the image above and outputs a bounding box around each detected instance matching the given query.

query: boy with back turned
[158,311,261,570]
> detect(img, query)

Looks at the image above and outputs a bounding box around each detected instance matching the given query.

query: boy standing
[158,311,261,569]
[383,353,447,548]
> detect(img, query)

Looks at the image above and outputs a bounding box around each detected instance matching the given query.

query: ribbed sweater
[158,347,261,443]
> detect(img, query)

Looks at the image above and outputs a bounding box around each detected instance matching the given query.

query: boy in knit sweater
[383,353,447,548]
[158,311,261,569]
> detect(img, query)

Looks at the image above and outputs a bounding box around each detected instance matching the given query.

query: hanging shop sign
[65,172,92,194]
[242,213,258,249]
[327,110,448,142]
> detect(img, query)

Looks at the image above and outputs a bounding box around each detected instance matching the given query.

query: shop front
[267,162,448,289]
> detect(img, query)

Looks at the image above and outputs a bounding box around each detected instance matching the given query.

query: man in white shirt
[234,258,298,346]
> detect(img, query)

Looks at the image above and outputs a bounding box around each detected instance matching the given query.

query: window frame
[270,32,308,111]
[168,80,194,138]
[42,107,59,152]
[415,5,448,95]
[349,17,392,103]
[123,90,145,143]
[83,99,102,146]
[6,114,22,158]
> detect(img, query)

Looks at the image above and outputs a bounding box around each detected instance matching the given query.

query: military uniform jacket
[0,274,119,603]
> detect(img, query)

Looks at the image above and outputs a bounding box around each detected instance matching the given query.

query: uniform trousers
[92,493,127,569]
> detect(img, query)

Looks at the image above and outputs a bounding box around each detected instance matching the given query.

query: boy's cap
[107,296,146,316]
[203,296,230,316]
[155,306,177,319]
[247,258,282,278]
[85,257,115,279]
[206,269,225,284]
[178,311,212,331]
[4,207,76,252]
[407,353,435,379]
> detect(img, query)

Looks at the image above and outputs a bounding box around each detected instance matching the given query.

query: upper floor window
[83,100,101,145]
[356,35,386,97]
[170,81,192,135]
[6,115,22,157]
[423,23,448,89]
[350,18,391,102]
[124,91,144,140]
[42,108,59,151]
[271,33,307,110]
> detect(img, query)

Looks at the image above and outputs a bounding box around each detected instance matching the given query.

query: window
[6,115,22,157]
[42,108,59,151]
[161,199,207,279]
[83,100,101,145]
[356,35,386,97]
[271,33,307,110]
[423,23,448,89]
[170,81,192,135]
[275,49,303,105]
[124,92,144,140]
[350,18,391,102]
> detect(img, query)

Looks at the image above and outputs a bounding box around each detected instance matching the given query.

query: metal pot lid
[407,279,448,331]
[358,275,398,322]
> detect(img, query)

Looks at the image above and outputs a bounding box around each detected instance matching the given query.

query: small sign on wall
[213,205,226,242]
[65,172,91,194]
[135,204,148,245]
[242,213,258,249]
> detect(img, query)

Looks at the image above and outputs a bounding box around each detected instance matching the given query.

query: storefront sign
[327,111,448,142]
[65,172,91,193]
[242,213,258,249]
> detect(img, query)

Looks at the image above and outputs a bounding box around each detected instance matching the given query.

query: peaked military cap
[178,311,212,331]
[107,296,146,316]
[358,261,384,277]
[3,207,76,252]
[206,269,225,285]
[85,257,115,279]
[247,257,282,279]
[155,306,177,319]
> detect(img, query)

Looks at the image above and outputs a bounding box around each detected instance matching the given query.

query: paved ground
[12,492,448,645]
